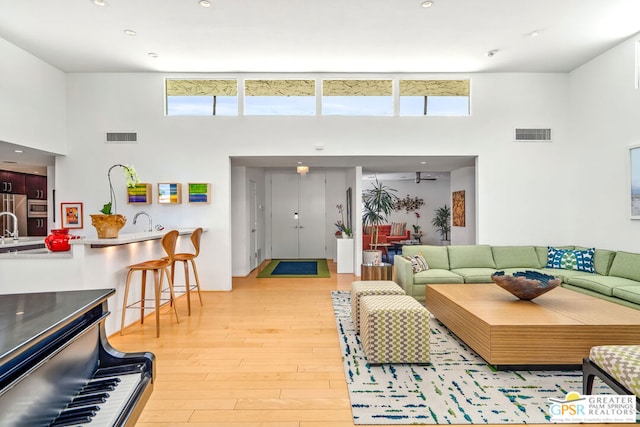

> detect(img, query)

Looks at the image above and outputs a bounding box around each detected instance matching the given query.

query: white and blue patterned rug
[331,290,615,425]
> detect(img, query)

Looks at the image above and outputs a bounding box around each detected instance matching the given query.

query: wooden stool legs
[121,264,180,338]
[171,258,203,316]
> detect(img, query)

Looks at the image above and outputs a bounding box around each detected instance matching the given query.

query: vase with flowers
[90,164,139,238]
[335,204,352,238]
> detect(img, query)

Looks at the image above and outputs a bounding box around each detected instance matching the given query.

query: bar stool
[170,227,204,315]
[121,229,180,337]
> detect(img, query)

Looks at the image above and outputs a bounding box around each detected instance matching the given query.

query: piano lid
[0,289,115,370]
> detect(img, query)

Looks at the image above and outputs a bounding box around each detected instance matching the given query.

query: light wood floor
[108,261,596,427]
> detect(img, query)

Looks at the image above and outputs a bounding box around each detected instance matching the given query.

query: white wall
[0,38,66,153]
[55,71,573,289]
[0,40,602,291]
[568,35,640,251]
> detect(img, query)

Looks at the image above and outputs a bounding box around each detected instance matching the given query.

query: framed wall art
[158,183,182,204]
[127,183,152,204]
[61,202,84,229]
[188,182,211,203]
[452,190,466,227]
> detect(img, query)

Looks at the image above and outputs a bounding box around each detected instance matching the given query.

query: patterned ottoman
[360,295,430,364]
[350,281,404,334]
[583,345,640,406]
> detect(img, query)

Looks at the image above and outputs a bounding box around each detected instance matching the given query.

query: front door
[271,173,326,259]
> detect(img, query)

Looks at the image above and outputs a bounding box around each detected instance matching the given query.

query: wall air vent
[105,132,138,144]
[514,128,551,142]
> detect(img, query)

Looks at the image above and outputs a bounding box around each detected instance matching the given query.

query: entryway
[270,172,326,259]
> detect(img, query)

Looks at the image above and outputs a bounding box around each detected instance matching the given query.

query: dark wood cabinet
[25,174,47,199]
[0,171,26,194]
[27,218,47,236]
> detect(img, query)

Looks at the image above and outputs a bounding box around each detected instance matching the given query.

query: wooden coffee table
[425,283,640,369]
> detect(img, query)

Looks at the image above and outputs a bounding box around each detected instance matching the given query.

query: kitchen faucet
[133,211,153,232]
[0,211,19,240]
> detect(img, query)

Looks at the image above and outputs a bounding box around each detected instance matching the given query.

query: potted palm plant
[362,178,398,264]
[431,204,451,245]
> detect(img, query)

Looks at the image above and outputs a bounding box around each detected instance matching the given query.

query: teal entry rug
[331,291,619,425]
[257,259,330,278]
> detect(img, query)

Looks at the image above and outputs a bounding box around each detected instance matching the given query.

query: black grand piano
[0,289,154,426]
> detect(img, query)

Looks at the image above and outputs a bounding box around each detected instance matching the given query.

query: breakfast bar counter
[0,229,201,335]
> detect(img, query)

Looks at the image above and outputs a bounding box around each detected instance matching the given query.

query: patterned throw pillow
[546,246,595,273]
[390,222,406,236]
[404,253,429,273]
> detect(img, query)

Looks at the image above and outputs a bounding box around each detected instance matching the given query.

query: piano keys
[0,289,155,427]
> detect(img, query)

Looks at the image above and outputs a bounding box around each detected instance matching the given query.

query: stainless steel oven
[27,199,48,218]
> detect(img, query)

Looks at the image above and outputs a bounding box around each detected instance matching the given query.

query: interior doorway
[271,172,326,258]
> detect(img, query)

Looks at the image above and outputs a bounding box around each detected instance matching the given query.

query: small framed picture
[188,183,211,203]
[61,202,84,229]
[127,183,152,204]
[158,183,182,204]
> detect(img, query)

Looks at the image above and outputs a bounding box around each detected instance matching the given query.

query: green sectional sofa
[393,244,640,310]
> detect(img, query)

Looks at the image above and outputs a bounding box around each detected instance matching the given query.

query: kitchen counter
[0,237,47,256]
[0,227,206,335]
[74,228,199,248]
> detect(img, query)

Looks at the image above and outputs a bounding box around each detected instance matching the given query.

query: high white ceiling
[1,0,639,74]
[1,0,639,174]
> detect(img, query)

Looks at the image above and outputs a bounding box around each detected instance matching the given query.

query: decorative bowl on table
[491,270,561,301]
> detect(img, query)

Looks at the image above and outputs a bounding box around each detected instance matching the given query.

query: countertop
[74,228,200,248]
[0,228,202,258]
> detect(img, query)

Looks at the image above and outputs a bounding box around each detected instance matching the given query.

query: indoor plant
[90,164,139,238]
[336,204,352,238]
[431,204,451,245]
[362,178,398,263]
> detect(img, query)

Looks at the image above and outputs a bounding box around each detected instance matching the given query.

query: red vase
[45,228,78,252]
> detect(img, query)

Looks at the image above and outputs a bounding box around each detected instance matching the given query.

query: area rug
[257,259,330,278]
[331,290,619,425]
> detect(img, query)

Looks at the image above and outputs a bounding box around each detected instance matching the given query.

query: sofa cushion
[546,246,595,273]
[404,253,428,273]
[448,245,496,269]
[608,251,640,282]
[612,286,640,305]
[413,269,464,284]
[450,268,496,283]
[575,246,617,276]
[538,268,598,283]
[378,224,391,236]
[390,222,406,236]
[492,246,541,269]
[565,275,638,297]
[403,245,449,270]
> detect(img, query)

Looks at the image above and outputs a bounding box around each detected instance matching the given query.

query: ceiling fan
[414,172,437,183]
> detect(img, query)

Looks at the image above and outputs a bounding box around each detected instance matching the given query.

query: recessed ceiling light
[421,1,434,8]
[199,0,211,7]
[148,52,158,58]
[14,150,23,153]
[92,0,106,6]
[124,29,136,36]
[420,161,427,165]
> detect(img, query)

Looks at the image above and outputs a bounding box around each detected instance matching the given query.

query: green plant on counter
[100,164,139,214]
